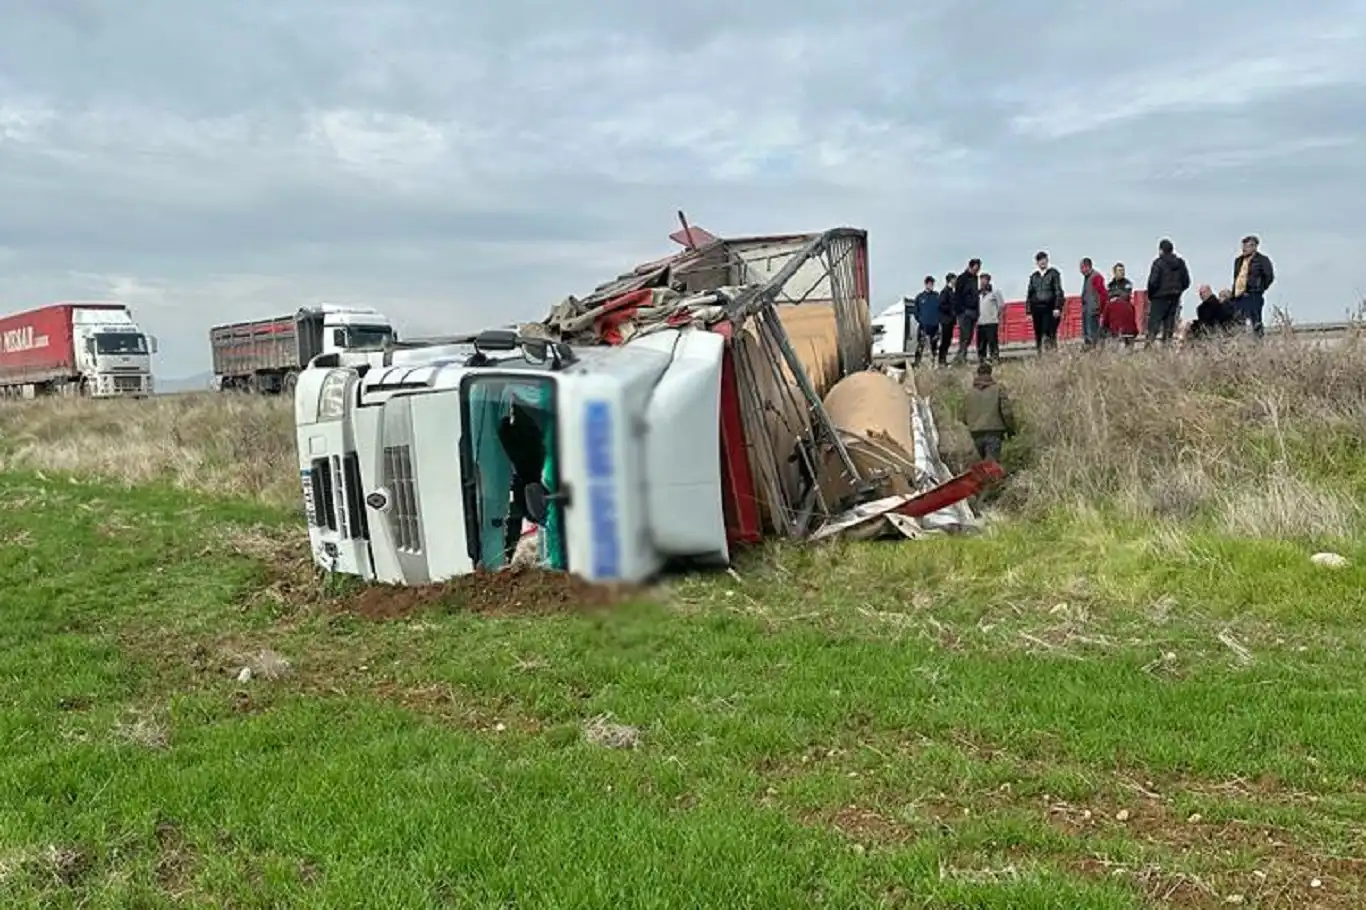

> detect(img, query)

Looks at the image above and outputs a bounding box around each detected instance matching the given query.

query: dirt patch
[214,525,327,610]
[152,820,198,898]
[209,523,641,622]
[371,681,542,734]
[341,568,637,621]
[0,845,95,891]
[764,734,1366,907]
[1043,794,1366,908]
[822,804,916,848]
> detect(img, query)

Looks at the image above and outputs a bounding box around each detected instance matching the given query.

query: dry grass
[0,392,297,509]
[4,336,1366,540]
[922,333,1366,538]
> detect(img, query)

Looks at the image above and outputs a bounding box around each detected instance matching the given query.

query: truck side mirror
[333,329,346,347]
[523,481,569,524]
[523,482,549,524]
[149,335,159,354]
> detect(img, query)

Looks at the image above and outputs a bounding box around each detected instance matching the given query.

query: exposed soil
[1047,796,1366,909]
[764,735,1366,909]
[213,525,640,622]
[341,567,637,621]
[825,804,916,846]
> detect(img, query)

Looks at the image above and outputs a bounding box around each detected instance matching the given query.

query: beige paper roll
[817,369,919,508]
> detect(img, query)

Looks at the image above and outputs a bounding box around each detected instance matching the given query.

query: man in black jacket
[936,272,957,366]
[1232,235,1275,338]
[1026,251,1064,354]
[952,259,982,365]
[1186,284,1238,342]
[1145,238,1191,346]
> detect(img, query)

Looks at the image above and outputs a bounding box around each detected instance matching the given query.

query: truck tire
[282,371,299,397]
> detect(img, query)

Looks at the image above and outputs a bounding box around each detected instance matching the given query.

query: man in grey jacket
[975,272,1004,363]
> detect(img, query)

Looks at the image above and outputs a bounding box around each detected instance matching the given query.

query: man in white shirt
[976,273,1005,363]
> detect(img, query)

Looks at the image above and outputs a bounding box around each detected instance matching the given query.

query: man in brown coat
[961,361,1017,463]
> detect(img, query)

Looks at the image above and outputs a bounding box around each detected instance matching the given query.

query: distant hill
[157,372,213,395]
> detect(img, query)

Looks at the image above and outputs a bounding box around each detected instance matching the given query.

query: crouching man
[961,361,1017,463]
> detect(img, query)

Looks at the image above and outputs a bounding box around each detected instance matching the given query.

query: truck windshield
[95,333,148,355]
[347,325,393,348]
[458,374,566,572]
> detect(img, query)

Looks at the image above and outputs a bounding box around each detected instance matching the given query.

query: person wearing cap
[906,275,941,367]
[1232,235,1275,338]
[961,361,1016,463]
[976,272,1004,363]
[1026,251,1065,354]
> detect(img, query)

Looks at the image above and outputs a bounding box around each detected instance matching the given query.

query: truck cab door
[323,327,347,356]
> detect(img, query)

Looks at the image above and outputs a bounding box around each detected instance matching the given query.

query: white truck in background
[0,302,157,399]
[210,304,396,396]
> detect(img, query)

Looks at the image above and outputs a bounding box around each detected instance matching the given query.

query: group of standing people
[902,235,1276,365]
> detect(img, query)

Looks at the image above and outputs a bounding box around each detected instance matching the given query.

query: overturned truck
[293,226,1001,585]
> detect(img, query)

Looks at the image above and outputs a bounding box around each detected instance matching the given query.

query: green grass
[4,471,1365,908]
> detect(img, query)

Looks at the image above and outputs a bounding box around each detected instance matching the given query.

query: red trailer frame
[997,292,1151,346]
[551,225,996,549]
[0,302,129,390]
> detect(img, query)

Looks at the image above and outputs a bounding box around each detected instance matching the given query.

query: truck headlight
[317,370,350,421]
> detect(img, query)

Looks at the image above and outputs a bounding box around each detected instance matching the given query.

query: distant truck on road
[210,305,396,395]
[0,302,157,399]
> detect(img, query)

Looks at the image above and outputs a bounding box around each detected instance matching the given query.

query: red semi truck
[0,302,157,399]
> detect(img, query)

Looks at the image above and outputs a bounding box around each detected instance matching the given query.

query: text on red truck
[1,326,51,353]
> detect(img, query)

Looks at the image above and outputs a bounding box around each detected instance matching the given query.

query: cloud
[0,0,1363,378]
[1008,17,1366,140]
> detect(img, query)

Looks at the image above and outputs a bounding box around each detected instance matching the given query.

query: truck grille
[382,444,421,553]
[113,375,143,392]
[308,454,367,540]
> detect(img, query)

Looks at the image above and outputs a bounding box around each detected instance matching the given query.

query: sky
[1,0,1364,379]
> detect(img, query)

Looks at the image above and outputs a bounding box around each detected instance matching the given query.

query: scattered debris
[112,710,170,750]
[249,648,292,681]
[1310,552,1349,569]
[1217,628,1255,666]
[236,667,253,683]
[583,714,641,750]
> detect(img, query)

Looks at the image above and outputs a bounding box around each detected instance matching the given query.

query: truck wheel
[282,371,299,397]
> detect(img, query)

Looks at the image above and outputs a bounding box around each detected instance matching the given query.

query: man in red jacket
[1079,257,1109,348]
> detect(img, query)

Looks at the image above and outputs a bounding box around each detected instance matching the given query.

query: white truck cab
[294,328,729,585]
[309,304,395,356]
[74,306,157,397]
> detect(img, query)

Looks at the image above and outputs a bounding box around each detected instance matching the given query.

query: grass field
[3,338,1366,908]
